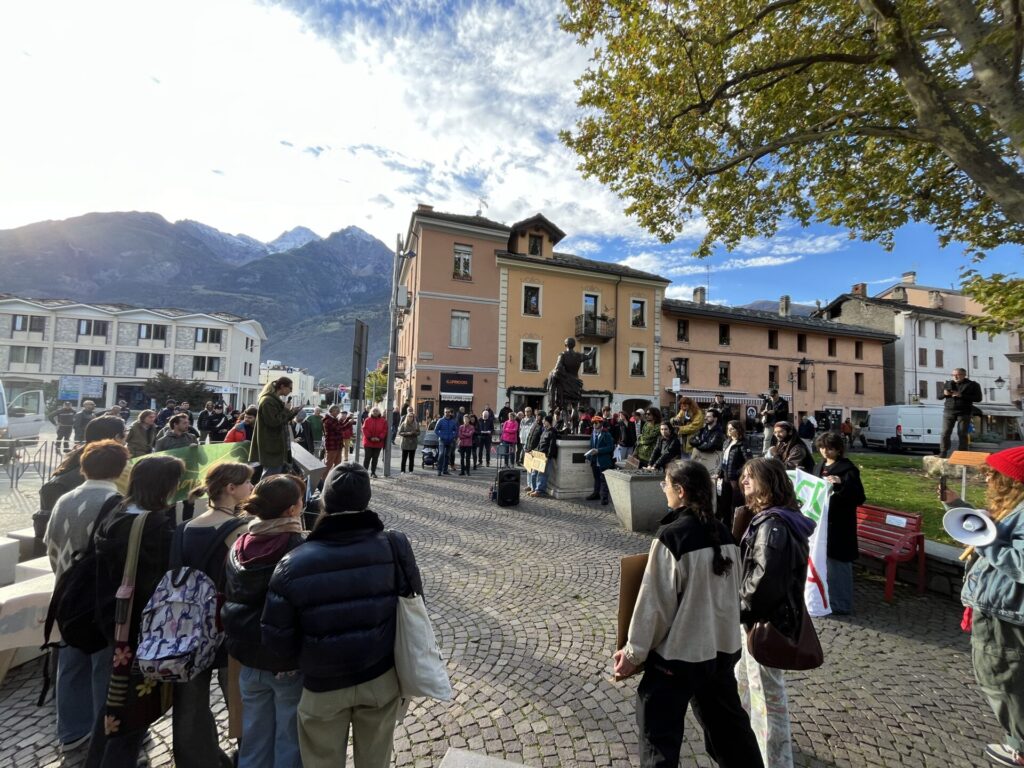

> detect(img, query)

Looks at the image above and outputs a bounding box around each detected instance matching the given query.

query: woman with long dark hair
[614,460,762,767]
[735,457,815,768]
[813,432,865,615]
[715,420,749,530]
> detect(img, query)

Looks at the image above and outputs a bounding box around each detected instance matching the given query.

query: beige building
[662,289,894,426]
[259,361,317,407]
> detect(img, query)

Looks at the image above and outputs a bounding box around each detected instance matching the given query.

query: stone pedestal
[548,437,593,500]
[604,469,665,533]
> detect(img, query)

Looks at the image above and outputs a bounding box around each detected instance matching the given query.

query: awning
[440,392,474,402]
[976,404,1024,418]
[663,388,789,406]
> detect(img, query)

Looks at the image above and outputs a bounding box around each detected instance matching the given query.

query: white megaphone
[943,507,998,547]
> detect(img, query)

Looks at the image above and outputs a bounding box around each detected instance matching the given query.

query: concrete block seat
[439,748,524,767]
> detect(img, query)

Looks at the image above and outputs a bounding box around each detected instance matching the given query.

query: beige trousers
[297,667,401,768]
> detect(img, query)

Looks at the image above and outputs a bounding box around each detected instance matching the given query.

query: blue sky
[1,0,1019,308]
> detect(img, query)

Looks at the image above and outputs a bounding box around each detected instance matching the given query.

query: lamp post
[383,236,416,477]
[670,357,685,410]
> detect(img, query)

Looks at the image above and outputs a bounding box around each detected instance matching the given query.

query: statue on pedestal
[545,338,597,417]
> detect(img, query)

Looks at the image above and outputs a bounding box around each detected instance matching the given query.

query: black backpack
[42,493,123,654]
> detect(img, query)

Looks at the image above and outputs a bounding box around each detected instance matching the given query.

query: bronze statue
[546,337,596,415]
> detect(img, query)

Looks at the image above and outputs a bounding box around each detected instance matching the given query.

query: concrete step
[439,749,524,767]
[15,556,51,582]
[0,538,18,587]
[6,528,38,562]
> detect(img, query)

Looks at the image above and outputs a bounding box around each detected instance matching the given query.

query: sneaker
[585,494,600,501]
[60,734,91,752]
[986,744,1024,766]
[533,491,548,498]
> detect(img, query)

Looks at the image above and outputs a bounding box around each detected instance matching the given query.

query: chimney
[693,287,706,305]
[891,285,908,303]
[902,271,916,284]
[416,203,434,212]
[779,295,791,317]
[851,283,867,296]
[928,290,944,309]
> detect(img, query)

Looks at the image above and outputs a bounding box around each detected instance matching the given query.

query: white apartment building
[259,361,317,407]
[0,294,265,409]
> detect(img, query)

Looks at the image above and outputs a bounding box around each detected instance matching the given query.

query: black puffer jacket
[261,510,422,692]
[223,531,305,672]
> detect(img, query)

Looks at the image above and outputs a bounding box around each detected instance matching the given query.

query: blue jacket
[962,500,1024,626]
[434,415,458,444]
[589,430,615,470]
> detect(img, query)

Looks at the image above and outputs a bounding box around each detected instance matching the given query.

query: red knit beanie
[986,447,1024,485]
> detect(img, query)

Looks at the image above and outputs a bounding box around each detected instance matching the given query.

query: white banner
[789,469,832,617]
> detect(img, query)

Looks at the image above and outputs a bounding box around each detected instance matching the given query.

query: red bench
[856,504,926,603]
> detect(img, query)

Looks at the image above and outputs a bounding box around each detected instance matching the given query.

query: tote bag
[385,531,452,700]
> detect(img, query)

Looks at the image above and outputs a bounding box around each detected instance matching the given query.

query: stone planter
[548,437,593,499]
[604,468,665,533]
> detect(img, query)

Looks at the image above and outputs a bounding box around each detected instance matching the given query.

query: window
[630,349,646,376]
[936,381,945,399]
[673,357,689,383]
[193,356,221,373]
[919,348,928,366]
[676,319,689,342]
[583,293,599,318]
[797,368,807,391]
[855,372,864,395]
[631,299,647,328]
[768,330,778,350]
[521,341,539,371]
[827,337,837,356]
[582,345,598,375]
[919,380,929,399]
[855,341,863,360]
[971,327,978,340]
[934,323,942,339]
[9,346,43,364]
[11,315,45,333]
[989,356,995,370]
[768,365,779,388]
[135,353,165,369]
[74,349,105,366]
[77,319,108,338]
[935,349,944,368]
[972,355,979,368]
[453,245,472,280]
[138,323,167,340]
[827,369,838,392]
[797,333,807,353]
[718,361,731,386]
[450,311,470,348]
[918,319,927,336]
[195,328,223,345]
[523,285,541,316]
[528,234,542,256]
[719,323,730,346]
[11,315,27,332]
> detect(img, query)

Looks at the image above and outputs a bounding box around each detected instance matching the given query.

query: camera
[758,393,771,402]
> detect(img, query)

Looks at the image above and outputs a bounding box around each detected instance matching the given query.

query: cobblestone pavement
[0,454,1003,767]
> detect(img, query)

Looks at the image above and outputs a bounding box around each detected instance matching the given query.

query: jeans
[459,447,472,474]
[362,447,381,475]
[527,466,550,494]
[590,463,609,502]
[56,645,111,744]
[400,449,416,472]
[238,666,304,768]
[940,411,969,456]
[436,442,452,474]
[477,435,491,465]
[173,666,231,768]
[499,442,515,467]
[827,558,854,614]
[637,651,762,768]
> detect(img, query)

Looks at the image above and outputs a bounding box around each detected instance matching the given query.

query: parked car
[0,381,47,462]
[860,404,956,454]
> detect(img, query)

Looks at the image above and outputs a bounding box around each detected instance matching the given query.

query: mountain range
[0,212,392,382]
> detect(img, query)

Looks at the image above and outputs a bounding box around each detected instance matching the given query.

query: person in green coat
[635,406,663,468]
[307,407,325,456]
[250,377,303,475]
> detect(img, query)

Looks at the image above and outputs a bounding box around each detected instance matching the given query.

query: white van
[0,381,47,441]
[860,404,956,453]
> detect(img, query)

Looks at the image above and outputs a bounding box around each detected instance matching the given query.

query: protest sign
[789,468,832,617]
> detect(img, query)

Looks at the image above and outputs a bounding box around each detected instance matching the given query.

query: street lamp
[995,376,1006,389]
[383,237,416,477]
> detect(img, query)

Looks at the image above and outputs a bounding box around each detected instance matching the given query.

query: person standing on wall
[758,390,788,457]
[251,377,304,477]
[940,367,983,458]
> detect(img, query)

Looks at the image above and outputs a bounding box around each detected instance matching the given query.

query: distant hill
[741,299,819,317]
[0,211,390,381]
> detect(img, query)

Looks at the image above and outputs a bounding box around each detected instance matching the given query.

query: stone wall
[173,354,193,379]
[114,351,136,377]
[175,327,195,350]
[0,346,8,369]
[117,322,137,346]
[52,348,75,374]
[0,314,11,340]
[54,318,77,344]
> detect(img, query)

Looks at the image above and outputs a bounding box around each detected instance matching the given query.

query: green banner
[119,442,252,504]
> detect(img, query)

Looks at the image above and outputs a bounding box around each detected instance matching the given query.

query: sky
[1,0,1020,309]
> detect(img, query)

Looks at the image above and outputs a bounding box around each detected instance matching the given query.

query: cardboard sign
[947,450,990,467]
[616,553,649,651]
[523,450,548,473]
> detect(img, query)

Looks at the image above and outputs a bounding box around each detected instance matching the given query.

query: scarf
[248,517,304,536]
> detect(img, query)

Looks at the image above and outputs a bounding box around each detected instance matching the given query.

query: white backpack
[136,520,244,682]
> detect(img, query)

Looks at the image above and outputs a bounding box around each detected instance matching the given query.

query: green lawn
[849,452,986,545]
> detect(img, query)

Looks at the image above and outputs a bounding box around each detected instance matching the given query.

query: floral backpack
[136,518,245,682]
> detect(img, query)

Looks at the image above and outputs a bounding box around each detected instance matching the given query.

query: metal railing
[574,314,616,340]
[1,439,64,489]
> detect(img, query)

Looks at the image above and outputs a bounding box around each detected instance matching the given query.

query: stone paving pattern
[0,454,1005,767]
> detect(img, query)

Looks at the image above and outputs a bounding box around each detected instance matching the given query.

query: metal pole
[354,398,362,463]
[383,234,402,478]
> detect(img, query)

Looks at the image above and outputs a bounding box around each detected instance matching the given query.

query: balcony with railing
[575,314,616,341]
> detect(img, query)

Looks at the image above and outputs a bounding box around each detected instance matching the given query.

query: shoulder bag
[384,530,452,701]
[747,607,824,671]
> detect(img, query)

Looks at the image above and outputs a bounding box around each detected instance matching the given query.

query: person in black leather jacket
[735,457,815,768]
[648,422,682,472]
[262,462,422,767]
[223,474,306,768]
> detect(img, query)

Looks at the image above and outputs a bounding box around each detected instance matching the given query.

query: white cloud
[735,232,848,256]
[665,283,703,300]
[866,274,900,285]
[559,237,601,255]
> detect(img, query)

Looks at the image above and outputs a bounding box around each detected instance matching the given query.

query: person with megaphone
[939,446,1024,767]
